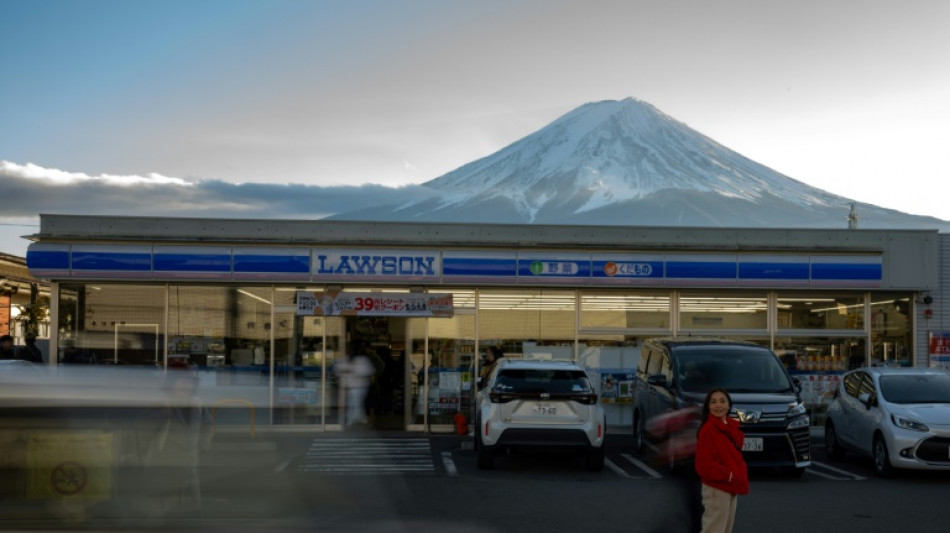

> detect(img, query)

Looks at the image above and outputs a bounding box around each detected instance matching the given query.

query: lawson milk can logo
[604,261,653,277]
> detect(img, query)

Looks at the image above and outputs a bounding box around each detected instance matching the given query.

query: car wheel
[824,421,845,461]
[586,445,605,472]
[632,411,644,455]
[872,435,895,478]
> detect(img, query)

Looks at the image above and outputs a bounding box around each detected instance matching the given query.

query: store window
[576,335,644,426]
[774,335,863,424]
[678,291,768,333]
[777,292,865,331]
[870,293,912,367]
[168,286,272,430]
[580,290,671,330]
[271,287,342,427]
[478,289,576,360]
[58,283,165,365]
[420,289,476,427]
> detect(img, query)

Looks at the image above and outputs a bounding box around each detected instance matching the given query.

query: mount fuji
[331,98,947,230]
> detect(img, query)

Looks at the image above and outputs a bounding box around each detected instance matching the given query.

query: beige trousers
[701,483,738,533]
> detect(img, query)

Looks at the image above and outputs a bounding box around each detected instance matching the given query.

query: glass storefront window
[58,283,165,365]
[273,287,343,427]
[774,335,864,425]
[679,291,768,332]
[168,286,272,430]
[870,294,912,367]
[421,290,476,427]
[576,335,644,427]
[580,290,670,330]
[479,289,577,360]
[777,292,865,331]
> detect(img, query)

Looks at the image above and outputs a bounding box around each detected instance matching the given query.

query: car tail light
[489,392,515,403]
[573,394,597,405]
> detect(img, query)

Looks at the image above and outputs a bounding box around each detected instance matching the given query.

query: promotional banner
[296,291,453,317]
[929,332,950,369]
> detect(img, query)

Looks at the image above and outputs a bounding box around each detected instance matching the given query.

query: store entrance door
[345,316,415,430]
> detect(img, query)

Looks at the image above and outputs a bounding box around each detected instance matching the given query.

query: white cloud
[0,161,192,187]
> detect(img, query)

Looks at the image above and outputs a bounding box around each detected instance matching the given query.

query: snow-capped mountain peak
[422,98,839,220]
[331,98,947,230]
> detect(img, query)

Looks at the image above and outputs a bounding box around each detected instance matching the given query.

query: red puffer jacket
[694,414,750,495]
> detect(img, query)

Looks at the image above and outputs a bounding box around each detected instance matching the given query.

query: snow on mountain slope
[420,98,844,221]
[330,98,948,230]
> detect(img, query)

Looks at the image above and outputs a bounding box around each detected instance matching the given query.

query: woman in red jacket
[694,388,749,533]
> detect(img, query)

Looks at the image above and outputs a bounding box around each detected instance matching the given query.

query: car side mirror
[647,374,668,388]
[858,392,875,409]
[792,377,802,392]
[476,376,485,390]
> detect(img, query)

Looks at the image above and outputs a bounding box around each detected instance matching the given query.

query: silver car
[474,358,607,471]
[825,367,950,477]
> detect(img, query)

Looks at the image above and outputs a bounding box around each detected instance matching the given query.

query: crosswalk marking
[297,437,436,475]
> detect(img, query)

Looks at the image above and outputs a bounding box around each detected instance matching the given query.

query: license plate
[535,403,558,415]
[743,437,763,452]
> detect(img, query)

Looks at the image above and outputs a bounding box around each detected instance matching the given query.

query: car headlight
[787,416,810,430]
[787,402,807,417]
[891,414,929,432]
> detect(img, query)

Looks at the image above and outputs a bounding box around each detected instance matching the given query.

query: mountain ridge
[332,98,948,231]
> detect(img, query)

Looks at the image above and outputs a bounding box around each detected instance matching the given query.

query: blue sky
[2,0,949,254]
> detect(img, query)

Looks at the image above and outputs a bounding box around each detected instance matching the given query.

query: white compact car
[474,358,607,471]
[825,367,950,477]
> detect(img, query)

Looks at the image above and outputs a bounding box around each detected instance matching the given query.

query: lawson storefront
[25,215,939,432]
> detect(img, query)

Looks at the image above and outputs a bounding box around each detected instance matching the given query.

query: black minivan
[632,338,811,476]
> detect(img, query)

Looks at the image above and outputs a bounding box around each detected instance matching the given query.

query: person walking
[694,388,748,533]
[478,346,503,388]
[17,334,44,363]
[336,341,376,427]
[0,335,16,360]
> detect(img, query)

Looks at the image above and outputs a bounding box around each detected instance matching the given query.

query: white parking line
[604,458,631,478]
[806,469,849,480]
[441,451,458,476]
[275,457,294,473]
[621,453,662,478]
[810,460,866,480]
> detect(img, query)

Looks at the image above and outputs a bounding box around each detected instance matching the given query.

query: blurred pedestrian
[144,362,213,514]
[695,388,748,533]
[0,335,15,360]
[336,341,376,426]
[645,406,703,532]
[17,334,44,363]
[478,346,503,388]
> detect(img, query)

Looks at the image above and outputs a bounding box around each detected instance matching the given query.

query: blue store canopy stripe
[24,244,885,287]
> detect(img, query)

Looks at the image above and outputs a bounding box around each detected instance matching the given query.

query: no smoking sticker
[50,461,88,495]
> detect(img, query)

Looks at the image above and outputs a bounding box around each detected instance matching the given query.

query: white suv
[474,358,607,471]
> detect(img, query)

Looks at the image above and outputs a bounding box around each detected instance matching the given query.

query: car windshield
[880,374,950,404]
[675,345,794,393]
[493,369,593,394]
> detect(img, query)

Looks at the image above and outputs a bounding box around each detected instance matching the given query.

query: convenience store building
[24,214,942,432]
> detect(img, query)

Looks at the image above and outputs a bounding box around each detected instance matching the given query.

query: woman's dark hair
[701,387,733,421]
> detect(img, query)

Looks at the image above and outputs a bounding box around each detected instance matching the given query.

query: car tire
[872,435,895,478]
[824,421,845,461]
[632,411,644,455]
[586,445,605,472]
